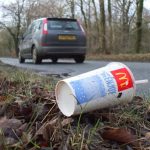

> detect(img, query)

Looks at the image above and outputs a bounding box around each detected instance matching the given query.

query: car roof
[35,17,77,21]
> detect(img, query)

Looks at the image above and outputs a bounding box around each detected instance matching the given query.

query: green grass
[0,61,150,149]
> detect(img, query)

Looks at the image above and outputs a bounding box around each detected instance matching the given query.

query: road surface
[0,58,149,97]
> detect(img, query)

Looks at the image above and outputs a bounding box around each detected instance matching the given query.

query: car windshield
[48,20,81,31]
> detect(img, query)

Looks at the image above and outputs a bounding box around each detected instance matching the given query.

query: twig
[41,103,56,124]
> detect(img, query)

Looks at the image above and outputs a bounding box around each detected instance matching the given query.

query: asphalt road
[0,57,150,97]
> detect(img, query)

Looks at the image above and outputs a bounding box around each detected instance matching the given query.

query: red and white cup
[55,62,148,117]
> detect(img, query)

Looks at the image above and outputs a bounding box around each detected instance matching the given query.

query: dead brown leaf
[61,118,74,127]
[0,117,22,129]
[145,132,150,140]
[102,127,139,147]
[0,96,7,103]
[0,117,23,146]
[35,117,59,142]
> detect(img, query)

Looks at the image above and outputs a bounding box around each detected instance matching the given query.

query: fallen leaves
[0,117,24,146]
[0,75,59,149]
[35,118,59,142]
[0,95,7,103]
[35,117,74,147]
[0,69,150,149]
[145,132,150,140]
[102,127,139,147]
[0,117,22,129]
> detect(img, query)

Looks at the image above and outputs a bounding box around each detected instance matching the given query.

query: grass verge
[87,53,150,62]
[0,61,150,149]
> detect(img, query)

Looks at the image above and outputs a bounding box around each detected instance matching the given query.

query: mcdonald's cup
[55,62,136,117]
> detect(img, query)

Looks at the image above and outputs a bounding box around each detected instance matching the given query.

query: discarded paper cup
[55,62,148,117]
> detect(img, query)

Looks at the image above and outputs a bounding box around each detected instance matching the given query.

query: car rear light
[42,18,48,35]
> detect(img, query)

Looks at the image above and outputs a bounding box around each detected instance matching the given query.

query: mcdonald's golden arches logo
[111,68,133,91]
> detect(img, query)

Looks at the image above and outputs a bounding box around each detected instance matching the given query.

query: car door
[20,24,32,57]
[32,20,42,49]
[25,22,36,56]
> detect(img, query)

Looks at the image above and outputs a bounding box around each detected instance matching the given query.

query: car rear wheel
[52,58,58,63]
[19,51,25,63]
[74,55,85,63]
[32,47,42,64]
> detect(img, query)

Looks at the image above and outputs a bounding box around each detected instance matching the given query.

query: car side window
[38,20,43,30]
[32,20,42,32]
[34,21,41,32]
[23,25,31,37]
[23,22,35,37]
[30,22,36,33]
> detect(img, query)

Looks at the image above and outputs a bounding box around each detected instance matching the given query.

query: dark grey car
[19,18,86,64]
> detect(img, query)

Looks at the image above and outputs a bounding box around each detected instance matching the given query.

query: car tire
[32,47,42,64]
[52,58,58,63]
[19,51,25,63]
[74,55,85,63]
